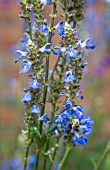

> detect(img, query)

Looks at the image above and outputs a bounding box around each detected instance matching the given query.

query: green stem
[35,150,40,170]
[43,102,56,170]
[49,54,61,81]
[94,142,110,170]
[39,0,58,135]
[24,127,31,170]
[58,144,71,170]
[43,139,50,170]
[48,136,61,170]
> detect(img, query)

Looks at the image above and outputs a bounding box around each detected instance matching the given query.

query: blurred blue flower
[64,70,75,82]
[64,98,73,107]
[55,21,65,36]
[28,77,40,89]
[20,32,29,43]
[19,60,32,74]
[38,113,50,123]
[65,45,78,58]
[21,89,32,103]
[15,50,28,63]
[30,102,40,114]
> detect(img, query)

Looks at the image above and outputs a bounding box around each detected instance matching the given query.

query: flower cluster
[16,0,95,169]
[54,99,94,145]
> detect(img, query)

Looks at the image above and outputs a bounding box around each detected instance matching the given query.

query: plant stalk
[58,144,71,170]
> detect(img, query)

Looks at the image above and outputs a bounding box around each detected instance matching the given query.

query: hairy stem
[58,144,71,170]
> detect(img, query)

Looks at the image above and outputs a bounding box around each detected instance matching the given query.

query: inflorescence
[15,0,95,169]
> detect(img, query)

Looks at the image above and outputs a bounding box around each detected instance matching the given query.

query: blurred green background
[0,0,110,169]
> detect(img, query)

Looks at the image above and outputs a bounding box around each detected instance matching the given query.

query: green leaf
[47,124,56,135]
[39,136,47,150]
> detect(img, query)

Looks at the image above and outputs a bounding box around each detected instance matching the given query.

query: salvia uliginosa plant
[15,0,95,170]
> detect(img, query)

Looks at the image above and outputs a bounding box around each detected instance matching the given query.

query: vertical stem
[94,142,110,170]
[35,1,58,169]
[35,150,40,170]
[58,144,71,170]
[39,0,58,134]
[24,126,31,170]
[48,136,61,170]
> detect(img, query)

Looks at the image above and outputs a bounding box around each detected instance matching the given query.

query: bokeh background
[0,0,110,169]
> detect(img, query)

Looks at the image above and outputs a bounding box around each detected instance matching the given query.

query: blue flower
[55,21,65,36]
[38,113,50,123]
[40,0,52,6]
[21,89,32,103]
[80,115,94,135]
[38,22,48,35]
[20,32,29,43]
[65,45,78,58]
[28,78,40,89]
[64,98,73,107]
[63,70,75,82]
[78,135,88,145]
[77,38,96,49]
[72,105,84,119]
[75,91,83,100]
[39,43,52,53]
[19,60,32,74]
[72,133,88,145]
[15,50,27,63]
[81,125,93,135]
[54,108,72,129]
[30,102,40,114]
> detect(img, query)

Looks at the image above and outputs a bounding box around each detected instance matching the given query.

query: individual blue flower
[77,38,96,49]
[80,115,94,126]
[40,0,52,6]
[55,21,65,36]
[38,22,48,35]
[19,59,32,74]
[15,50,27,63]
[72,105,84,119]
[39,43,52,53]
[21,89,32,103]
[64,98,73,107]
[77,38,90,48]
[81,125,93,135]
[72,133,88,145]
[63,70,75,82]
[78,135,88,145]
[65,45,78,58]
[38,113,50,123]
[28,77,40,89]
[30,102,40,114]
[20,32,29,43]
[75,91,83,100]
